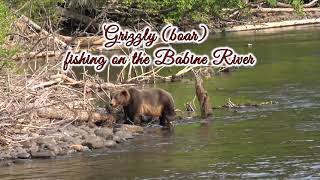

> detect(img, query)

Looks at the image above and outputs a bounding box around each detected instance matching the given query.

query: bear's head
[110,89,130,108]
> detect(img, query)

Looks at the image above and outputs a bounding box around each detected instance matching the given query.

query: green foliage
[291,0,303,12]
[266,0,278,7]
[0,2,15,58]
[121,0,243,23]
[6,0,64,25]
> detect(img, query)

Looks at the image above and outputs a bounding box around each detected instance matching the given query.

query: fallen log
[224,18,320,32]
[12,51,62,61]
[20,15,67,47]
[251,7,320,13]
[37,107,116,127]
[276,0,319,8]
[31,74,135,90]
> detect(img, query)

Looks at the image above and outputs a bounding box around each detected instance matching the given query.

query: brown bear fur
[110,87,175,127]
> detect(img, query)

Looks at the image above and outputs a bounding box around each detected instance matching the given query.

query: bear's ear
[120,90,128,97]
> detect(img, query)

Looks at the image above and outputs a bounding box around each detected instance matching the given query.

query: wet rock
[56,147,69,156]
[94,127,113,140]
[0,150,12,160]
[31,150,55,159]
[29,142,39,154]
[105,140,116,148]
[67,149,76,155]
[16,147,30,159]
[113,135,124,143]
[17,152,30,159]
[70,144,86,152]
[82,135,107,149]
[9,147,20,159]
[115,131,134,140]
[114,124,144,134]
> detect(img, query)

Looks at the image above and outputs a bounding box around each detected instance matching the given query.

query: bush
[0,2,14,58]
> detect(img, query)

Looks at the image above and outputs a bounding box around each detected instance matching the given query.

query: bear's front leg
[133,115,142,125]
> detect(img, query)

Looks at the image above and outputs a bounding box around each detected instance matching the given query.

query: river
[1,25,320,179]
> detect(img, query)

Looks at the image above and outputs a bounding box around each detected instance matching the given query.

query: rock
[114,124,144,134]
[94,128,113,140]
[105,140,116,148]
[0,150,12,160]
[57,147,68,156]
[65,125,88,137]
[70,144,85,152]
[29,142,39,154]
[30,133,40,138]
[59,136,74,143]
[82,135,107,149]
[59,136,82,145]
[39,129,56,136]
[36,137,56,146]
[51,146,62,155]
[82,146,91,152]
[113,135,124,143]
[17,152,30,159]
[20,140,32,149]
[115,131,134,140]
[31,150,55,159]
[67,149,76,155]
[79,125,92,133]
[16,147,30,159]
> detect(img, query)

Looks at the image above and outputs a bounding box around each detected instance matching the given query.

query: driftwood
[251,7,320,13]
[31,74,135,90]
[224,18,320,32]
[20,15,67,47]
[37,107,115,127]
[12,51,62,60]
[194,72,213,118]
[276,0,319,8]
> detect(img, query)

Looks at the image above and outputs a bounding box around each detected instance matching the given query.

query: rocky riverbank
[0,124,144,166]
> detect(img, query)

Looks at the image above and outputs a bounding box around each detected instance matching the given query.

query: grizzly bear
[110,87,175,128]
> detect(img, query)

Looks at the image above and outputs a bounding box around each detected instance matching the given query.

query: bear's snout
[110,99,119,108]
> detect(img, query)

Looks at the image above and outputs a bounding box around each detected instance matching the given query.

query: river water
[1,25,320,179]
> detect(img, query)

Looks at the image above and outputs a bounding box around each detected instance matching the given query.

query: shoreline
[0,123,145,166]
[213,18,320,33]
